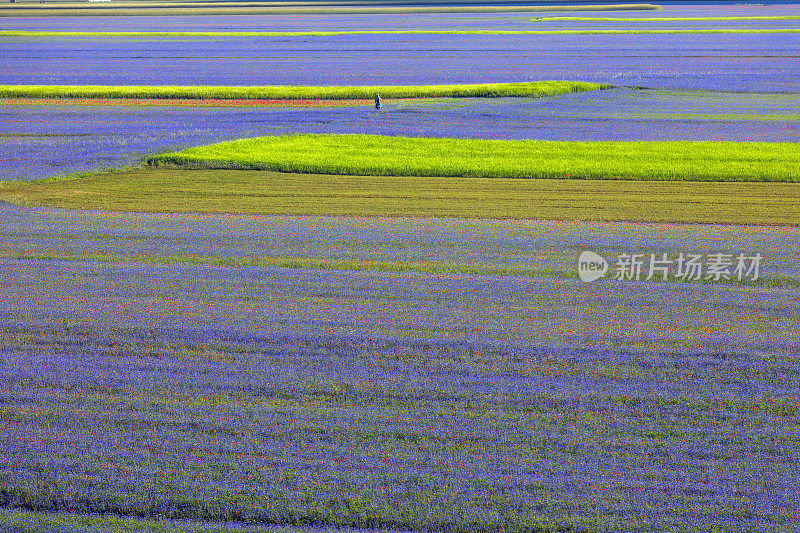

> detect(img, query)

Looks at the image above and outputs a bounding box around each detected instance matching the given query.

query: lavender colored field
[1,7,799,91]
[2,3,800,531]
[1,203,799,282]
[3,87,799,182]
[4,4,800,31]
[0,205,798,531]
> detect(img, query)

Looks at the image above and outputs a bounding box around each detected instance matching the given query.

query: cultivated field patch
[5,168,800,227]
[147,134,800,182]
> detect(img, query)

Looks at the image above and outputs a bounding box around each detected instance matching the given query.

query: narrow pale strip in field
[147,134,800,182]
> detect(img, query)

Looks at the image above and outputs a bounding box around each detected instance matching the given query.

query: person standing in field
[375,94,381,110]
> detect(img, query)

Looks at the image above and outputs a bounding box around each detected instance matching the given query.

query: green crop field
[146,134,800,182]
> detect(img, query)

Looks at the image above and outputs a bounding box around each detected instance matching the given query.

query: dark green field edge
[147,135,800,182]
[0,81,608,100]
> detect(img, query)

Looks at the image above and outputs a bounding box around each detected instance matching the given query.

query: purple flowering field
[3,31,798,91]
[1,2,800,532]
[1,205,799,531]
[2,3,800,90]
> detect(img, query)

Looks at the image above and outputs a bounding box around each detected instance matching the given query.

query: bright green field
[3,28,798,37]
[147,134,800,182]
[0,81,606,100]
[4,168,800,226]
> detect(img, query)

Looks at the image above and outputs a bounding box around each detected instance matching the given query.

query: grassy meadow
[146,134,800,182]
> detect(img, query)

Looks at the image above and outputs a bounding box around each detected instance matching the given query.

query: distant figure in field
[375,94,381,110]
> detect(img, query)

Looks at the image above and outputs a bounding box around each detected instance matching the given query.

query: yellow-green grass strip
[530,15,800,22]
[3,167,800,227]
[0,81,607,100]
[0,4,661,17]
[3,28,799,37]
[147,134,800,182]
